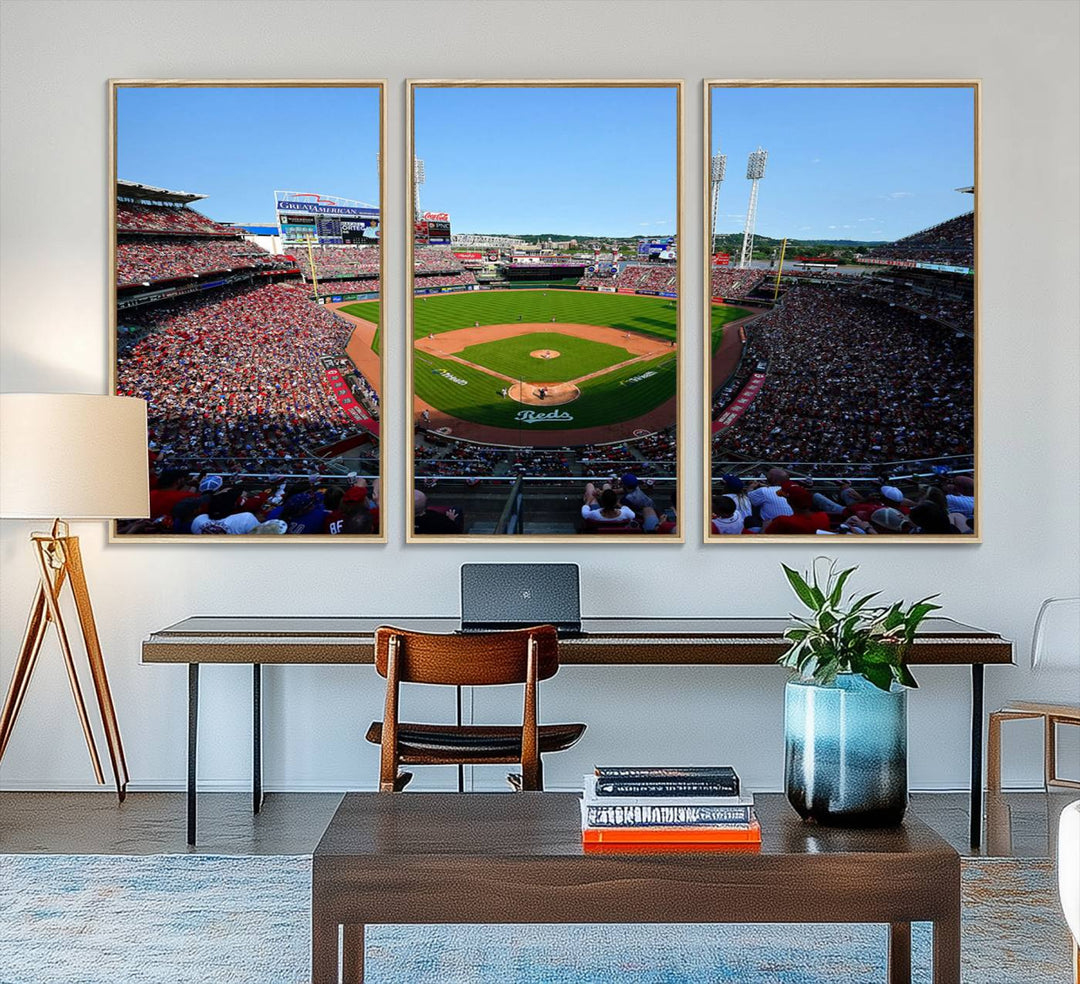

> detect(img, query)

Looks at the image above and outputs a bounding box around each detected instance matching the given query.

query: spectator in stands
[413,489,462,534]
[762,484,830,535]
[746,467,794,525]
[619,473,660,532]
[711,496,745,535]
[148,469,199,520]
[581,484,635,526]
[191,489,260,534]
[909,501,960,535]
[868,506,916,535]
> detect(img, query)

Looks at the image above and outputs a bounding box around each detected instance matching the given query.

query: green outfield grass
[413,289,677,342]
[710,303,753,354]
[457,332,632,383]
[339,300,381,355]
[415,349,676,432]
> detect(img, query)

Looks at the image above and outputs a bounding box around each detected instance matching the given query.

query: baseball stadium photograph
[111,81,384,538]
[409,82,681,539]
[706,82,977,540]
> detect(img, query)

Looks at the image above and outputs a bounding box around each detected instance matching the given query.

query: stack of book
[581,766,760,848]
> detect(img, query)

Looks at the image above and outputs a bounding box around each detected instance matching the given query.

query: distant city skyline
[117,86,380,223]
[711,86,975,242]
[415,86,677,237]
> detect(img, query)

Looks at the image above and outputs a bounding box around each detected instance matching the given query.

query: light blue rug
[0,854,1070,983]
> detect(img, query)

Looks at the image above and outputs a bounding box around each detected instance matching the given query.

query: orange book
[582,818,761,845]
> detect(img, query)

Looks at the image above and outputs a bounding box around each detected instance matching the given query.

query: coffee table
[311,792,960,984]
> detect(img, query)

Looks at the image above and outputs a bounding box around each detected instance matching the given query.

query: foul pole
[738,147,768,269]
[304,237,319,302]
[773,238,788,301]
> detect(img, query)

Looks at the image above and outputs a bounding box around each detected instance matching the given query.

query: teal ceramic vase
[784,673,908,826]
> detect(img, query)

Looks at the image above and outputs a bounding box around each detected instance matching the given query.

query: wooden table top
[142,615,1013,666]
[314,791,956,862]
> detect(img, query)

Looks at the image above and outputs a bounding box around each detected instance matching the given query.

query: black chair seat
[365,721,585,760]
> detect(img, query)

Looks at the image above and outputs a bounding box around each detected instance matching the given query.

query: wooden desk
[141,616,1012,846]
[311,791,961,984]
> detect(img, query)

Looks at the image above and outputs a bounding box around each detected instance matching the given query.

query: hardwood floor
[0,789,1073,857]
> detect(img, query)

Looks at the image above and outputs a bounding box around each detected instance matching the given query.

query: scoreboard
[275,191,379,246]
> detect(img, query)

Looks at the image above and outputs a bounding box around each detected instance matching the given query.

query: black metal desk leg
[187,663,199,847]
[253,663,263,814]
[456,684,464,793]
[969,663,984,848]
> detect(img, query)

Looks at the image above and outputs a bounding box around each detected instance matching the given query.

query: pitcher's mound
[530,349,561,360]
[509,381,581,406]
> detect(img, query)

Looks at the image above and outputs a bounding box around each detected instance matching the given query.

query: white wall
[1,0,1077,795]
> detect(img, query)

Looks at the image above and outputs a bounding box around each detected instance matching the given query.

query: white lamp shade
[0,393,150,520]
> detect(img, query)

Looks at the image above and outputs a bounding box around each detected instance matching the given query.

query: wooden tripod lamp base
[0,520,130,800]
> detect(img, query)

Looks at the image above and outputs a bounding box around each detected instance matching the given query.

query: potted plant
[779,558,941,826]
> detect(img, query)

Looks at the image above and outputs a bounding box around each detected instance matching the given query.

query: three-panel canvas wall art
[109,79,978,543]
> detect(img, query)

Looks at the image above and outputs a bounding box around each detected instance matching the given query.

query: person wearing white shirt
[746,467,794,524]
[711,496,745,534]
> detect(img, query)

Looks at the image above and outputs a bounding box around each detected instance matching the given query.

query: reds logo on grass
[514,409,574,424]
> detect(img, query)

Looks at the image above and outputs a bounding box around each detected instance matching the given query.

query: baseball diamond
[407,289,677,446]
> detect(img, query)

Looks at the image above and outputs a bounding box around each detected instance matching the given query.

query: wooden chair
[988,598,1080,792]
[366,625,586,792]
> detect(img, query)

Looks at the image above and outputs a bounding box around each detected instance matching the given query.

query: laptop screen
[460,563,581,629]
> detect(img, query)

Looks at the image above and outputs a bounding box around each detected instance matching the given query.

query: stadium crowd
[867,212,974,267]
[712,283,974,464]
[117,282,377,476]
[848,277,974,334]
[414,271,478,290]
[294,245,380,281]
[710,467,974,536]
[578,264,676,293]
[117,200,235,236]
[116,237,288,287]
[710,267,768,298]
[414,246,468,273]
[316,278,381,296]
[118,471,380,536]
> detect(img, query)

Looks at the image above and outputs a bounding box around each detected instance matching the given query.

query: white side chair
[988,597,1080,791]
[1059,799,1080,983]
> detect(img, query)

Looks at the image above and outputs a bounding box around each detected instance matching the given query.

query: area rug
[0,854,1070,983]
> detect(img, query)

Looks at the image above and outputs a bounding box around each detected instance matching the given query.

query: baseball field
[367,288,679,446]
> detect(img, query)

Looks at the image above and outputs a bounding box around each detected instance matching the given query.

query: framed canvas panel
[109,80,386,541]
[704,80,980,542]
[407,80,683,543]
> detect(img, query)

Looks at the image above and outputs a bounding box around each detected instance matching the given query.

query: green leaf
[863,663,894,692]
[895,664,919,689]
[828,566,857,606]
[782,565,819,610]
[849,591,881,613]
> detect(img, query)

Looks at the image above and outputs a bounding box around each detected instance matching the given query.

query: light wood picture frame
[407,80,683,543]
[109,79,387,542]
[703,80,980,543]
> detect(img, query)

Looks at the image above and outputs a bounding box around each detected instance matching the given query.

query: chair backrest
[1031,597,1080,672]
[374,625,559,686]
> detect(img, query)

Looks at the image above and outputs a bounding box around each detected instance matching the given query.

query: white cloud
[886,191,914,199]
[811,157,822,164]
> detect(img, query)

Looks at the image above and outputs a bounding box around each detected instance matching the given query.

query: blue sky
[117,86,380,222]
[711,86,975,241]
[415,86,677,237]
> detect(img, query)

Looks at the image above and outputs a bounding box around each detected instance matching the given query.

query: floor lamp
[0,393,149,800]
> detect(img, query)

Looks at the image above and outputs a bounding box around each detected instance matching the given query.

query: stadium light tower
[709,152,727,257]
[413,156,426,221]
[738,147,768,269]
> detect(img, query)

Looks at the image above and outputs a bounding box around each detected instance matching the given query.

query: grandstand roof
[117,180,207,205]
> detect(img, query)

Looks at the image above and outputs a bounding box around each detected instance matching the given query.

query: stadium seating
[578,264,676,293]
[117,201,236,236]
[116,238,290,287]
[710,267,768,299]
[117,282,377,476]
[711,282,974,465]
[867,212,974,267]
[293,245,380,281]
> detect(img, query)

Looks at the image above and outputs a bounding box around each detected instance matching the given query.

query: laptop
[459,563,582,637]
